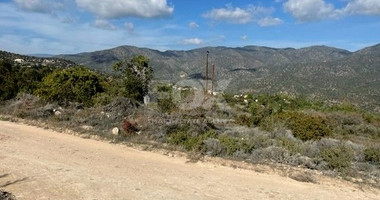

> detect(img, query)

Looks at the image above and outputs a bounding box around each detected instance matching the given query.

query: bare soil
[0,120,379,200]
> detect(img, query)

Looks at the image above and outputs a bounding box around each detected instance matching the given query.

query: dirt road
[0,120,378,200]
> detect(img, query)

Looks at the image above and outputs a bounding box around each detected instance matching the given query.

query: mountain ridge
[1,43,379,109]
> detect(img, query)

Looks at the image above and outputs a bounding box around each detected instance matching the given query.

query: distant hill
[28,54,54,58]
[0,50,75,68]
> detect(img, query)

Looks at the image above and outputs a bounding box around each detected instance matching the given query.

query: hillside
[56,44,380,110]
[0,50,75,68]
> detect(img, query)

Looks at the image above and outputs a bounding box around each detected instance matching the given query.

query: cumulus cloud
[241,35,248,40]
[189,21,199,29]
[13,0,64,14]
[284,0,380,22]
[94,19,117,30]
[203,4,283,26]
[202,5,253,24]
[343,0,380,15]
[284,0,342,22]
[76,0,174,19]
[181,38,203,45]
[258,17,283,26]
[124,22,134,33]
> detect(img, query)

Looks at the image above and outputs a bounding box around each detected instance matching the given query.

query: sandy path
[0,120,379,200]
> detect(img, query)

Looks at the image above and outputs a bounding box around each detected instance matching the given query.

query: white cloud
[202,5,253,24]
[0,3,181,54]
[181,38,203,45]
[284,0,343,22]
[203,4,283,26]
[76,0,174,19]
[189,21,199,29]
[94,19,117,30]
[13,0,64,13]
[241,35,248,40]
[284,0,380,22]
[258,17,283,26]
[343,0,380,15]
[125,22,134,33]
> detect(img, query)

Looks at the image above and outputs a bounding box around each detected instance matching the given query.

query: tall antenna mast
[212,63,215,93]
[205,50,209,94]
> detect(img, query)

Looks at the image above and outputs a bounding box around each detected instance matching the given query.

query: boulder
[112,127,120,135]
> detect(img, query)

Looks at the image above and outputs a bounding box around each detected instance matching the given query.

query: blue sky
[0,0,379,54]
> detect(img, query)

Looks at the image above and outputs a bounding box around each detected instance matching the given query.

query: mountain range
[55,44,380,110]
[1,44,379,110]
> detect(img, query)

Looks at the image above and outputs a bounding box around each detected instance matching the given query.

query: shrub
[0,60,19,101]
[201,138,223,156]
[287,113,332,141]
[35,67,105,107]
[18,65,53,94]
[168,130,218,151]
[251,146,290,163]
[362,112,380,126]
[157,85,172,92]
[122,119,139,136]
[235,114,252,127]
[320,145,354,172]
[278,137,304,155]
[364,147,380,165]
[218,135,240,156]
[223,93,238,107]
[103,97,137,121]
[289,172,317,183]
[157,98,177,113]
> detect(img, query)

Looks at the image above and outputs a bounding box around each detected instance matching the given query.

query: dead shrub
[122,119,139,136]
[289,172,317,183]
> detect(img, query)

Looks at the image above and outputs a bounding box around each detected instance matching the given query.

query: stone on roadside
[112,127,120,135]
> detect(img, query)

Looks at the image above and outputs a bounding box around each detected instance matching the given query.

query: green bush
[235,114,253,127]
[278,137,304,155]
[223,93,238,107]
[0,60,19,101]
[364,147,380,165]
[287,113,332,141]
[320,145,354,172]
[218,135,240,156]
[157,98,177,113]
[18,65,53,94]
[157,85,172,92]
[35,67,104,107]
[168,130,217,151]
[362,112,380,126]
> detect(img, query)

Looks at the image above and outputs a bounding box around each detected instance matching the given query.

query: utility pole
[205,51,209,94]
[212,63,215,93]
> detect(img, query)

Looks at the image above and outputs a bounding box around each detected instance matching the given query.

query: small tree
[113,55,153,102]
